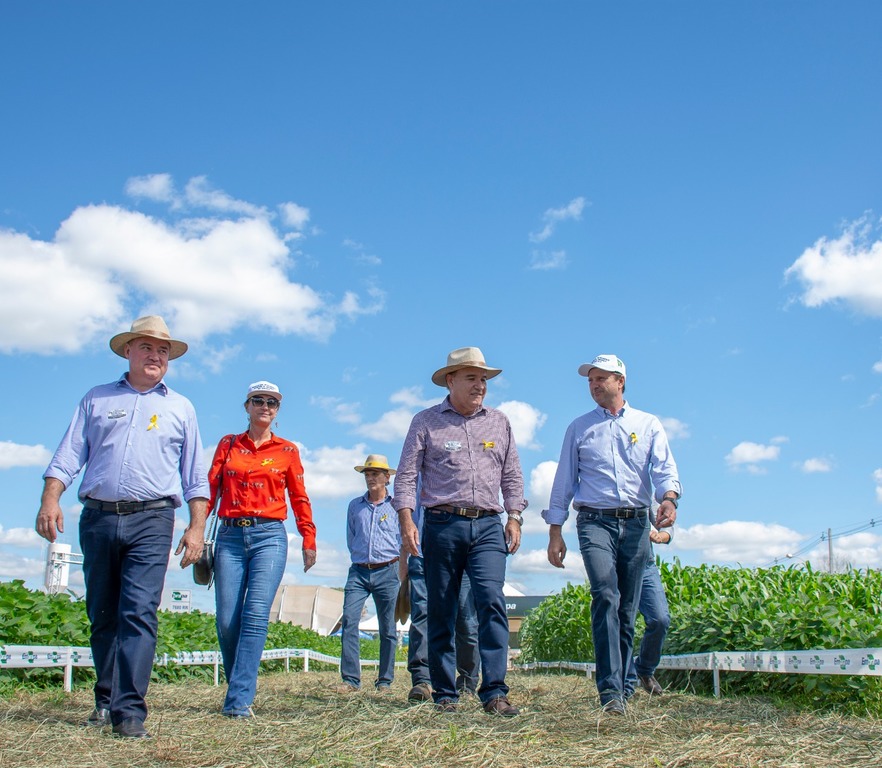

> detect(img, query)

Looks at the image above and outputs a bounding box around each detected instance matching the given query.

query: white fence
[3,644,880,697]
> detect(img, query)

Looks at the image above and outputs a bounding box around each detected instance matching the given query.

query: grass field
[1,670,880,767]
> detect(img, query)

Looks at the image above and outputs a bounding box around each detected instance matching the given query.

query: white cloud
[805,531,882,569]
[125,173,176,203]
[529,250,568,271]
[529,197,587,243]
[725,441,781,473]
[0,177,385,354]
[389,387,437,409]
[508,546,587,582]
[311,396,362,425]
[660,417,690,441]
[874,468,882,503]
[496,400,547,450]
[353,408,416,442]
[676,521,806,564]
[800,458,832,473]
[298,443,369,499]
[873,360,882,374]
[0,526,42,546]
[343,238,382,266]
[0,441,52,469]
[279,202,310,230]
[785,214,882,315]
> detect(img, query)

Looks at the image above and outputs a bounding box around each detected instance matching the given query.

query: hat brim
[578,363,624,377]
[431,364,502,387]
[110,332,188,360]
[355,465,396,475]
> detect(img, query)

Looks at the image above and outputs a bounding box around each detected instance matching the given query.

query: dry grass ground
[1,671,880,768]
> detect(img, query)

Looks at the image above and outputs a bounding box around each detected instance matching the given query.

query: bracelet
[662,496,678,509]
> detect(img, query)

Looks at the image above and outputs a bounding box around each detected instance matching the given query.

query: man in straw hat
[36,315,209,738]
[394,347,527,716]
[335,454,402,694]
[543,354,681,715]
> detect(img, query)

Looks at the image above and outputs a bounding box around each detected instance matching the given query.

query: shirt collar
[117,373,168,395]
[362,491,392,504]
[597,400,628,419]
[440,395,486,418]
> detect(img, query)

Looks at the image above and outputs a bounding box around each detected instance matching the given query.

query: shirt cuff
[542,507,569,526]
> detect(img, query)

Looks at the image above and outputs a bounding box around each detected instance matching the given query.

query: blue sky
[2,2,882,612]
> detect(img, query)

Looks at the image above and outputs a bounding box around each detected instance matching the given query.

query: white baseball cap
[578,354,626,378]
[246,380,283,401]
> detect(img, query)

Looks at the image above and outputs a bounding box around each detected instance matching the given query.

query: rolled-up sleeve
[179,403,210,502]
[43,399,90,489]
[543,423,578,526]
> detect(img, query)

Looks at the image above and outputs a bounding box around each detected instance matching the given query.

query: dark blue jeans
[214,520,288,715]
[624,559,671,696]
[576,508,649,705]
[423,511,509,704]
[407,555,480,692]
[340,561,400,688]
[79,504,174,725]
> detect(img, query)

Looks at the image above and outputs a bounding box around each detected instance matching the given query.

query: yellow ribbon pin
[147,415,159,431]
[261,458,274,466]
[630,432,638,445]
[482,440,495,450]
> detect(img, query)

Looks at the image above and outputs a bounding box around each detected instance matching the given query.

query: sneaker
[435,698,458,713]
[483,695,520,717]
[408,683,432,702]
[601,698,625,716]
[638,674,663,695]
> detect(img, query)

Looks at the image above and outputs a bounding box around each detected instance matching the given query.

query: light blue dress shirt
[347,492,402,564]
[543,402,682,526]
[44,374,209,507]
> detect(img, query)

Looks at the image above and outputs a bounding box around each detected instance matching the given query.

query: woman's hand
[302,548,317,572]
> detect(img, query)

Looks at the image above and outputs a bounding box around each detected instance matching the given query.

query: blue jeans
[576,508,649,705]
[79,504,174,725]
[624,559,671,696]
[340,561,400,688]
[407,555,480,692]
[423,512,509,704]
[214,520,288,716]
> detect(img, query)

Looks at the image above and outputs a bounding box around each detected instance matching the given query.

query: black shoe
[84,707,110,727]
[601,698,625,716]
[638,674,663,696]
[435,698,458,713]
[112,717,151,739]
[483,695,520,717]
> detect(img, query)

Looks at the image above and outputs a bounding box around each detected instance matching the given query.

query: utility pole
[827,527,833,573]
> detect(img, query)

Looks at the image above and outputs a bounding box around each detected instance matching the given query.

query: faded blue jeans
[340,561,400,688]
[624,558,671,697]
[576,508,650,705]
[214,520,288,716]
[407,554,480,692]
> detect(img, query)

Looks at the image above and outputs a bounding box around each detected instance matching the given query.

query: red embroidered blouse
[207,432,316,550]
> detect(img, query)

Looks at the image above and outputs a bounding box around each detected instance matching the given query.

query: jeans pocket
[425,511,454,524]
[576,508,599,524]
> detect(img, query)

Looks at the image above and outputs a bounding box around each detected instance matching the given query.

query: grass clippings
[1,671,880,768]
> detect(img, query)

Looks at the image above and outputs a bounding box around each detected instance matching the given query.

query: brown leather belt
[428,505,498,519]
[84,497,174,515]
[354,557,399,570]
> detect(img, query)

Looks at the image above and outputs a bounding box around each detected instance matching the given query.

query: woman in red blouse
[208,380,317,718]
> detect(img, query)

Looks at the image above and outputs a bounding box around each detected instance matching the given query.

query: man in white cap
[543,354,681,715]
[36,316,209,739]
[394,347,527,716]
[336,454,402,694]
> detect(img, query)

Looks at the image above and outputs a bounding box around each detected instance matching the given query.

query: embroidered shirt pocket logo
[444,441,462,452]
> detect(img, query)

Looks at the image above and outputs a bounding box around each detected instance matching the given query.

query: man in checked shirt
[394,347,527,717]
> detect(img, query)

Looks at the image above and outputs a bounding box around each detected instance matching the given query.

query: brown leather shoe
[333,682,359,694]
[483,695,520,717]
[638,674,663,695]
[408,683,432,702]
[601,698,625,715]
[84,707,110,727]
[435,698,458,713]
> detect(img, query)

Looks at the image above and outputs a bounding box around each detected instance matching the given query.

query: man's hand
[36,479,66,543]
[504,518,521,554]
[175,524,205,568]
[398,510,420,557]
[303,549,316,572]
[655,499,677,529]
[650,529,671,545]
[547,524,567,568]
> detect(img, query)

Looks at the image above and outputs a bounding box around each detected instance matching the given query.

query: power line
[764,517,879,568]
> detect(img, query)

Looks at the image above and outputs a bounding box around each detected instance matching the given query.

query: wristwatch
[662,495,679,509]
[507,512,524,526]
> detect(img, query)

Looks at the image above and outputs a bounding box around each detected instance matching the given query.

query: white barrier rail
[4,645,881,697]
[0,645,404,692]
[515,647,882,697]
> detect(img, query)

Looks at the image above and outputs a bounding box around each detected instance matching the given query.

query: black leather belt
[354,557,399,570]
[221,517,280,527]
[577,506,649,519]
[84,497,174,515]
[429,505,498,519]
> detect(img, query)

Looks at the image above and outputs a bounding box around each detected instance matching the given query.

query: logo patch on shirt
[482,440,495,451]
[261,458,274,466]
[107,409,126,419]
[444,441,462,452]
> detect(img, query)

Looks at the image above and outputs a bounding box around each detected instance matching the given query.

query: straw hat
[431,346,502,387]
[109,316,188,360]
[354,454,396,475]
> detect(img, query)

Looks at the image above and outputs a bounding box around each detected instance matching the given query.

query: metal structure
[44,543,84,594]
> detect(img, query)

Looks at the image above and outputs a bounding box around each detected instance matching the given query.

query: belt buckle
[240,519,253,527]
[461,507,480,518]
[614,508,630,519]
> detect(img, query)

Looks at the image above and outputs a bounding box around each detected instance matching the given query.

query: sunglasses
[249,397,280,409]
